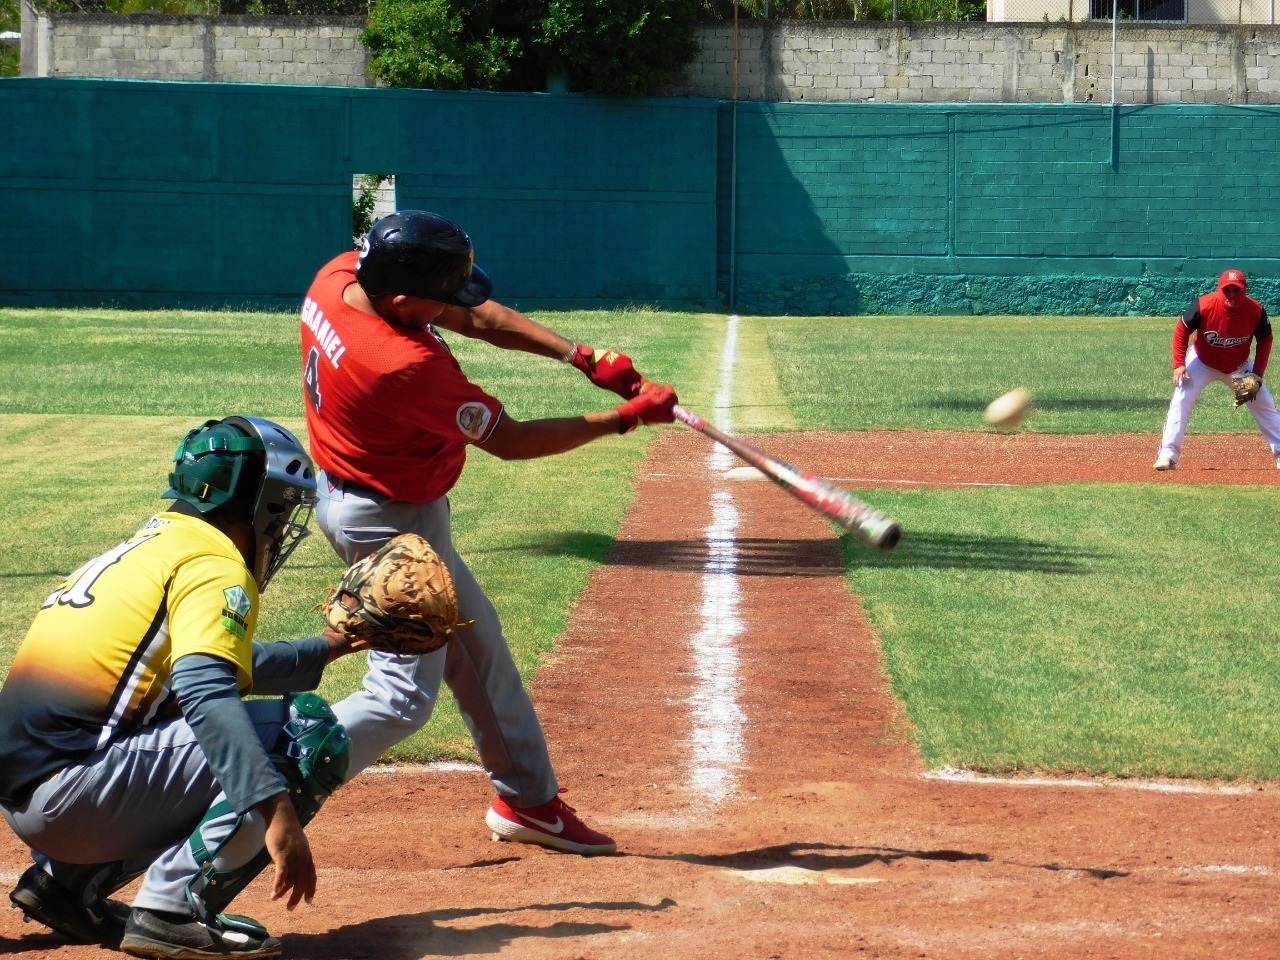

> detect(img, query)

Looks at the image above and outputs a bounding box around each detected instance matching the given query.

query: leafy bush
[535,0,701,95]
[361,0,518,88]
[362,0,702,94]
[0,0,16,77]
[352,173,393,246]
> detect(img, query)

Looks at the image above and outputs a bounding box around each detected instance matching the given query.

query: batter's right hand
[260,793,317,911]
[615,382,679,432]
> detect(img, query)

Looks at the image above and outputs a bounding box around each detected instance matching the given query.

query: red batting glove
[569,344,646,399]
[615,382,679,433]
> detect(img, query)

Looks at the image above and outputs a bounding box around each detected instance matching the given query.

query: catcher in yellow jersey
[0,417,363,960]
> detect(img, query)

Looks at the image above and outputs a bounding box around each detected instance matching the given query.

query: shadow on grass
[856,532,1105,574]
[477,532,847,577]
[470,531,1104,576]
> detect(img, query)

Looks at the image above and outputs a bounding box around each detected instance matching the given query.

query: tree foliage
[361,0,703,94]
[534,0,702,95]
[362,0,519,88]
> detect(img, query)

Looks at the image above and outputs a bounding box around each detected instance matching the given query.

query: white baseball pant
[1157,348,1280,465]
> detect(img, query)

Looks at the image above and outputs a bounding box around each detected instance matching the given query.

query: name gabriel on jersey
[301,297,346,368]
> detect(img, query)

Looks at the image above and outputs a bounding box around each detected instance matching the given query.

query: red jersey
[1175,290,1272,376]
[299,252,502,503]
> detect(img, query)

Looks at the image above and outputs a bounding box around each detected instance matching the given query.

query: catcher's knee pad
[185,694,349,919]
[278,691,351,822]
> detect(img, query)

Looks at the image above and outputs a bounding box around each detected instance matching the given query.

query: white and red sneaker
[485,789,617,855]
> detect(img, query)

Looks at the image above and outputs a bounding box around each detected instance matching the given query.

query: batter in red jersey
[1154,268,1280,470]
[300,210,678,855]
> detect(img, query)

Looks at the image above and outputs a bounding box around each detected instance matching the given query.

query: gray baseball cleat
[9,863,130,946]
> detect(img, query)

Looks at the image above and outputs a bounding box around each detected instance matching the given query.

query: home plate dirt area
[3,431,1279,959]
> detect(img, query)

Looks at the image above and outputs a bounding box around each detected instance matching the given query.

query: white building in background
[988,0,1280,23]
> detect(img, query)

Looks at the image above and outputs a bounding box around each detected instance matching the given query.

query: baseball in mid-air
[984,387,1032,429]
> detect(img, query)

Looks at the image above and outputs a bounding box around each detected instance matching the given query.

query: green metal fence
[3,79,1279,315]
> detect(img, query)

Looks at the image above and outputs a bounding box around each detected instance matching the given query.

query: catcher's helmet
[356,210,493,307]
[165,416,317,590]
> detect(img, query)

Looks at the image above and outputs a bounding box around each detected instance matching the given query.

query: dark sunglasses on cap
[1224,285,1243,295]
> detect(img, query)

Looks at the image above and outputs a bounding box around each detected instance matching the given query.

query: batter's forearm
[478,413,624,460]
[447,300,576,359]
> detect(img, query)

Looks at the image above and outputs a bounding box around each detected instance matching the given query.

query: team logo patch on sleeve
[221,585,253,640]
[456,401,493,440]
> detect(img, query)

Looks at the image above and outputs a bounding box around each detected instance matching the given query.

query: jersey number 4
[304,347,322,412]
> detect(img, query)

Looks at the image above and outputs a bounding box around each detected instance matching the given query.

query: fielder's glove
[1231,371,1263,408]
[323,533,467,655]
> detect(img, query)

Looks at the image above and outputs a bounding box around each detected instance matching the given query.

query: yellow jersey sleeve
[165,548,259,694]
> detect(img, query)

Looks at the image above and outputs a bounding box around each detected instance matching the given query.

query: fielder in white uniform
[1154,268,1280,470]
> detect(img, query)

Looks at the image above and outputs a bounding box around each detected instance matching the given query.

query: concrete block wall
[669,21,1274,104]
[19,12,1280,102]
[25,10,372,85]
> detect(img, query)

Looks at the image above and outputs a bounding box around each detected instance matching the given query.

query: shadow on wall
[724,102,1280,317]
[722,102,849,316]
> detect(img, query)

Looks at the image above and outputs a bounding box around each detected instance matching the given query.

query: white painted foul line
[688,314,746,802]
[924,766,1257,795]
[824,477,1015,488]
[360,761,483,775]
[729,865,883,886]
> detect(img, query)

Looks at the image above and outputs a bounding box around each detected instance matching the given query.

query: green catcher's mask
[164,416,317,590]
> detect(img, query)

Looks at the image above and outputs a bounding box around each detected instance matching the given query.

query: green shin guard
[185,693,350,921]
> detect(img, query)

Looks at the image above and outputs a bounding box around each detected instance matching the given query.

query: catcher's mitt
[1231,371,1263,409]
[324,533,466,655]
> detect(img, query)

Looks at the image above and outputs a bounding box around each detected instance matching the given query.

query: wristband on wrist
[560,343,580,364]
[615,401,637,433]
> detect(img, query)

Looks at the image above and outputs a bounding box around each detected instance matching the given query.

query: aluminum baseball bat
[672,404,902,551]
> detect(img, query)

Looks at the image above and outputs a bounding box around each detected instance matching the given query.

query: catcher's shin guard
[185,694,350,920]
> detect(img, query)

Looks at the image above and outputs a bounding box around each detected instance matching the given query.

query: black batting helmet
[356,210,493,307]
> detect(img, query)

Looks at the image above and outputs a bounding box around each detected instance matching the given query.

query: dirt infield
[4,430,1279,959]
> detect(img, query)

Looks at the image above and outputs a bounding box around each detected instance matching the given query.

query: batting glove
[569,344,646,399]
[615,382,678,433]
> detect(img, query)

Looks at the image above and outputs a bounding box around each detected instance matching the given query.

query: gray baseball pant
[317,471,558,807]
[1,700,289,915]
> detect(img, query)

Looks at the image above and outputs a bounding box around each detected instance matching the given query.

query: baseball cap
[357,210,493,307]
[1219,268,1247,293]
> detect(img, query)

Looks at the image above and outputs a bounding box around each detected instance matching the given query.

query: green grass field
[1,307,1276,777]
